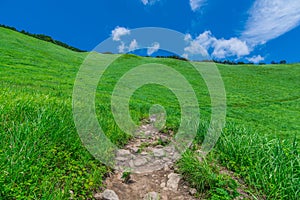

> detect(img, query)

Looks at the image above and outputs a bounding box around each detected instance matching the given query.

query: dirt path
[102,168,197,200]
[93,116,254,200]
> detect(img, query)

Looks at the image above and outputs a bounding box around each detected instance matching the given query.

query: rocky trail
[93,116,253,200]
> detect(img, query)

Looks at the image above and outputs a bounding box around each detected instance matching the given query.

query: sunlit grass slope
[0,27,299,199]
[0,27,107,199]
[218,64,300,140]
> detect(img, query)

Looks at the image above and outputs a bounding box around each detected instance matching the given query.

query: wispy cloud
[111,27,130,41]
[118,39,139,53]
[118,42,126,53]
[190,0,206,12]
[141,0,160,6]
[141,0,148,5]
[184,31,250,59]
[246,55,265,63]
[147,42,160,56]
[186,0,300,60]
[241,0,300,45]
[129,39,139,52]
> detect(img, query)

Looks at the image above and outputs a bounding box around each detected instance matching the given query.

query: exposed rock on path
[94,115,254,200]
[95,115,197,200]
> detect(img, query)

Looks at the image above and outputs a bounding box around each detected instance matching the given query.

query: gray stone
[98,189,119,200]
[117,149,130,156]
[129,160,135,168]
[163,157,170,161]
[153,159,163,166]
[167,173,181,191]
[189,188,197,195]
[164,164,170,171]
[153,149,165,157]
[131,147,139,153]
[115,156,128,162]
[134,157,148,166]
[164,146,173,152]
[143,192,160,200]
[94,193,102,200]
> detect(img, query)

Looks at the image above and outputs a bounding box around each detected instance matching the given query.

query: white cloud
[118,42,126,53]
[184,31,218,57]
[190,0,206,12]
[141,0,160,5]
[242,0,300,45]
[212,38,250,59]
[141,0,148,5]
[184,33,210,57]
[112,27,130,41]
[118,39,139,53]
[147,42,160,56]
[129,39,139,52]
[112,27,136,53]
[182,53,189,59]
[184,34,192,42]
[184,31,250,59]
[186,31,215,50]
[246,55,265,63]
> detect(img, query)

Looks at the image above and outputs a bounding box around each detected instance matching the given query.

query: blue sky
[1,0,300,63]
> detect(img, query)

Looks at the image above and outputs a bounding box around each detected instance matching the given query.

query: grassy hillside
[0,27,109,199]
[0,27,299,199]
[219,64,300,140]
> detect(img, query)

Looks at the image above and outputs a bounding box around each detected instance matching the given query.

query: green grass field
[0,27,299,199]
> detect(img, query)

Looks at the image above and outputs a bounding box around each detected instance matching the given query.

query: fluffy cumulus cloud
[147,42,160,56]
[190,0,206,11]
[184,31,212,57]
[111,27,130,41]
[212,38,250,58]
[242,0,300,45]
[184,31,250,59]
[141,0,160,6]
[246,55,265,63]
[111,26,138,53]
